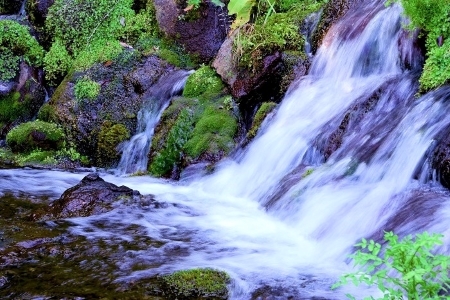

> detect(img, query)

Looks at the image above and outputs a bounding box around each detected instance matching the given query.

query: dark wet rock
[154,0,228,62]
[213,33,310,128]
[311,0,367,53]
[45,53,176,166]
[0,0,23,15]
[250,277,338,300]
[26,0,55,28]
[432,134,450,189]
[44,173,139,219]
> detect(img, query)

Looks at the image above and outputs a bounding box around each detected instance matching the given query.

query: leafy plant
[228,0,257,29]
[332,231,450,299]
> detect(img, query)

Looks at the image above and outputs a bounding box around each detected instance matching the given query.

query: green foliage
[96,121,130,167]
[389,0,450,91]
[161,268,230,299]
[184,107,237,158]
[247,101,276,138]
[150,109,194,177]
[332,231,450,299]
[183,66,224,98]
[228,0,257,29]
[0,20,45,81]
[74,77,101,101]
[6,120,65,153]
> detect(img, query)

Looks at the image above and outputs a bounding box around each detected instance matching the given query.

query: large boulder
[42,53,176,166]
[154,0,228,62]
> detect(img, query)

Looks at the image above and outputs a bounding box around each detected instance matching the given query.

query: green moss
[247,101,276,138]
[0,92,24,123]
[6,120,65,153]
[0,20,45,81]
[161,268,230,299]
[184,107,237,159]
[74,77,101,101]
[43,39,73,85]
[15,149,57,165]
[149,109,195,177]
[43,0,160,84]
[96,121,130,167]
[37,103,57,123]
[182,66,224,98]
[157,48,182,66]
[233,0,324,72]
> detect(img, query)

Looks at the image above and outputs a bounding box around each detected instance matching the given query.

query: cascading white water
[116,70,192,175]
[3,0,450,298]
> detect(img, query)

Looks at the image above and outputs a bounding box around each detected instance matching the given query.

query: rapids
[2,0,450,298]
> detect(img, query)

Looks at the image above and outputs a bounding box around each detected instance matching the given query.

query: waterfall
[4,0,450,298]
[116,70,192,175]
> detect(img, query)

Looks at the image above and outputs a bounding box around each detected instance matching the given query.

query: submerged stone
[42,173,143,219]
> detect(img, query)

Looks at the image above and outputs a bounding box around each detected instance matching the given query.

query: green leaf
[227,0,256,29]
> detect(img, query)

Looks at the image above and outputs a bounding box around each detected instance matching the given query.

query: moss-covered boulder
[96,121,130,167]
[6,120,65,153]
[44,53,177,166]
[160,268,230,299]
[149,66,238,178]
[246,102,277,140]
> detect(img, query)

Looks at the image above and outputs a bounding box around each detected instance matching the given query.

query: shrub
[160,268,230,299]
[0,20,45,81]
[332,231,450,299]
[6,120,65,153]
[182,66,224,98]
[74,77,101,101]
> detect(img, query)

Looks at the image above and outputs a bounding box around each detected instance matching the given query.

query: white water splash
[116,70,192,175]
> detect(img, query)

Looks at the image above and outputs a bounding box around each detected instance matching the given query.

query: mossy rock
[184,107,237,160]
[183,66,224,98]
[149,108,195,177]
[6,120,65,153]
[247,102,277,139]
[160,268,230,299]
[96,121,130,167]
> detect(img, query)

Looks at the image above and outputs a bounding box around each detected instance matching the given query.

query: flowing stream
[2,0,450,298]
